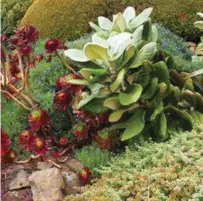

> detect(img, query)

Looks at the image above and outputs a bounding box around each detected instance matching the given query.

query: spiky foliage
[65,7,203,142]
[1,0,32,36]
[67,129,203,201]
[75,144,114,177]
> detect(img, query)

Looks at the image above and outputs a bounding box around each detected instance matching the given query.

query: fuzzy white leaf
[64,49,89,62]
[98,16,113,30]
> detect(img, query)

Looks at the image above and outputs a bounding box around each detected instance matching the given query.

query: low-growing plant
[65,7,203,143]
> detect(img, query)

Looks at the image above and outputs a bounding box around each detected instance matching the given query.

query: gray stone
[62,171,79,187]
[29,168,64,201]
[66,158,83,172]
[37,161,53,170]
[9,170,30,190]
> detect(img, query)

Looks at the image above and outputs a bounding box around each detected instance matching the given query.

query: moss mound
[67,130,203,201]
[21,0,202,41]
[20,0,107,41]
[1,0,32,36]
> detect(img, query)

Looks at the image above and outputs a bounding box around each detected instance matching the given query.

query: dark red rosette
[54,89,73,110]
[45,39,67,54]
[17,25,39,43]
[1,129,11,158]
[28,108,50,131]
[95,129,116,150]
[78,167,91,186]
[6,149,17,163]
[59,137,68,145]
[19,130,34,151]
[73,122,90,141]
[56,73,85,94]
[19,44,33,56]
[33,136,49,156]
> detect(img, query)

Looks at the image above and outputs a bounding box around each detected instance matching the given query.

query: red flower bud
[33,136,49,156]
[45,39,59,53]
[78,167,91,186]
[28,108,50,131]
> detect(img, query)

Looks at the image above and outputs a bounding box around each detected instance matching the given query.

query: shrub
[67,130,203,201]
[75,144,114,177]
[20,0,202,41]
[1,0,32,36]
[20,0,107,41]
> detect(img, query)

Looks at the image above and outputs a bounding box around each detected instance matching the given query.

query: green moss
[1,0,32,36]
[75,144,114,177]
[67,130,203,200]
[20,0,107,41]
[21,0,202,41]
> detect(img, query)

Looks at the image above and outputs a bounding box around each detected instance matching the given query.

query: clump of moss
[1,0,32,36]
[75,144,114,177]
[67,130,203,201]
[21,0,202,41]
[20,0,107,41]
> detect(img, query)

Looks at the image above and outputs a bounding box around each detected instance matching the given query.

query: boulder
[29,168,64,201]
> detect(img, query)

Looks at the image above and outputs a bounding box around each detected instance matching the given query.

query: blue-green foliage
[157,25,203,71]
[75,144,114,177]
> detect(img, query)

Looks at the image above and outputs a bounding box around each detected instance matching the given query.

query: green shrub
[67,130,203,201]
[75,144,114,177]
[20,0,107,41]
[20,0,202,41]
[1,0,32,36]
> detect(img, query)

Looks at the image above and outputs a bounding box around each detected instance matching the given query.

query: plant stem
[16,49,25,86]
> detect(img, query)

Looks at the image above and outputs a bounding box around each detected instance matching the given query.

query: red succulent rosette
[95,129,117,150]
[57,73,85,94]
[45,38,67,53]
[54,89,73,110]
[33,136,49,156]
[19,130,34,151]
[1,129,11,158]
[78,167,91,186]
[28,108,50,131]
[73,122,90,141]
[6,149,17,163]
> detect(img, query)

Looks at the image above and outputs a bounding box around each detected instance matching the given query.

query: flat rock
[29,168,64,201]
[36,161,53,170]
[9,170,30,190]
[62,171,79,187]
[66,158,83,172]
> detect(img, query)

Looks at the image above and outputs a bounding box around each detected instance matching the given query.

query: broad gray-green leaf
[111,12,127,32]
[150,25,158,42]
[121,109,145,141]
[121,45,136,66]
[89,22,102,32]
[64,49,89,62]
[110,68,126,92]
[92,34,109,48]
[109,109,126,122]
[129,7,153,29]
[123,7,136,25]
[66,79,87,85]
[104,96,121,110]
[78,84,103,108]
[119,83,143,106]
[130,42,157,68]
[132,25,144,46]
[84,43,109,61]
[194,21,203,30]
[80,68,107,80]
[98,16,113,31]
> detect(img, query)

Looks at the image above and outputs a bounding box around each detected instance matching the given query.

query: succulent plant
[64,7,203,142]
[194,12,203,51]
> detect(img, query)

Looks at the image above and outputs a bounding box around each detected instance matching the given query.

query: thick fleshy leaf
[189,110,203,125]
[121,109,145,141]
[119,83,143,106]
[92,34,109,48]
[123,7,136,25]
[109,109,126,122]
[64,49,89,62]
[152,112,167,140]
[132,25,144,46]
[104,96,121,110]
[110,68,126,92]
[66,79,87,85]
[111,13,127,32]
[194,21,203,30]
[150,101,164,121]
[107,32,134,60]
[130,42,157,68]
[78,84,104,108]
[98,16,113,30]
[129,7,153,29]
[84,98,108,113]
[84,43,109,60]
[121,45,136,66]
[141,77,158,99]
[80,68,107,80]
[89,22,102,32]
